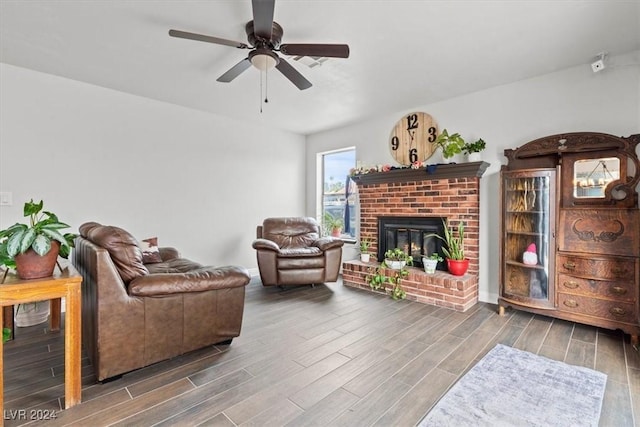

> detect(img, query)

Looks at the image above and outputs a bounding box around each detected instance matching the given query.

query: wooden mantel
[350,161,490,185]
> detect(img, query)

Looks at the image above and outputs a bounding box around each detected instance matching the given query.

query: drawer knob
[563,299,578,308]
[611,267,626,276]
[563,281,579,290]
[609,307,626,317]
[563,262,576,270]
[610,286,627,296]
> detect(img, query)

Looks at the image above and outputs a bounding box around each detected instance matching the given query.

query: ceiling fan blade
[217,58,252,82]
[252,0,275,40]
[275,58,312,90]
[280,44,350,58]
[169,29,248,49]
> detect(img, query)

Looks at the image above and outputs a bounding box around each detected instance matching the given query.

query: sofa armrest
[159,247,180,261]
[128,266,250,297]
[252,238,280,252]
[313,237,345,251]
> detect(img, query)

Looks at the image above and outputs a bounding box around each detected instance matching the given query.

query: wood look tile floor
[3,277,639,426]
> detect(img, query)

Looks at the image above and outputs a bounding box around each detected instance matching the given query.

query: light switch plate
[0,192,13,206]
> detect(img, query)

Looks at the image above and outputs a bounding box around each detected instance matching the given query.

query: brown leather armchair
[72,222,251,381]
[252,217,344,286]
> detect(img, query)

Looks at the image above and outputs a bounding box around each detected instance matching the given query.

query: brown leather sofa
[72,222,251,381]
[252,217,344,286]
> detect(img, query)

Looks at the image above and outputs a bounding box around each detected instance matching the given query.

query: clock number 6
[409,148,418,163]
[391,136,399,150]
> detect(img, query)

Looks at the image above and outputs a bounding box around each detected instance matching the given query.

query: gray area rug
[419,344,607,427]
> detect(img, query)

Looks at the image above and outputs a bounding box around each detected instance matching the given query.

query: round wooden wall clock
[389,112,439,166]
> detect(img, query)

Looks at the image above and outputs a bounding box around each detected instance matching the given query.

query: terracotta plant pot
[14,241,60,280]
[447,258,469,276]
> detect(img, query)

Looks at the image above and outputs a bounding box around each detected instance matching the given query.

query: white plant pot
[385,260,406,270]
[360,253,371,262]
[15,301,50,327]
[422,258,439,274]
[467,152,482,162]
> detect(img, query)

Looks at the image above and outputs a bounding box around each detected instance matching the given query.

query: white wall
[306,50,640,303]
[0,63,306,268]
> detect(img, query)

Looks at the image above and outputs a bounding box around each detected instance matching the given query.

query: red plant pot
[447,258,469,276]
[14,241,60,280]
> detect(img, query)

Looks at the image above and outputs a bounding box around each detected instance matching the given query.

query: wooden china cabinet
[499,132,640,345]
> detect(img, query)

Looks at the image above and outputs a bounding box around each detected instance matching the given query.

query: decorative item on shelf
[388,112,439,166]
[427,219,469,276]
[463,138,486,162]
[522,243,538,265]
[359,238,371,262]
[383,247,413,270]
[0,199,77,280]
[422,253,443,274]
[434,129,465,162]
[15,300,51,327]
[322,212,343,238]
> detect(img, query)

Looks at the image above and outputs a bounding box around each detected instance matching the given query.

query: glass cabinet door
[501,169,555,308]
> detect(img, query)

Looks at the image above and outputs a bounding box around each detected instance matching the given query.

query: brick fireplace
[342,162,489,312]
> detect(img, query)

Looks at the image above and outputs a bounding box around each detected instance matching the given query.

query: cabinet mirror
[573,157,620,198]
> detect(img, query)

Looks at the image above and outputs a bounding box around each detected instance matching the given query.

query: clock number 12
[406,114,418,131]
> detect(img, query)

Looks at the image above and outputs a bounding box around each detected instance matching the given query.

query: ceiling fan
[169,0,350,90]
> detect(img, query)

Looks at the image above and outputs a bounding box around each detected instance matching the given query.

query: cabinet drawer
[558,209,639,256]
[557,255,635,281]
[557,274,636,302]
[557,293,638,324]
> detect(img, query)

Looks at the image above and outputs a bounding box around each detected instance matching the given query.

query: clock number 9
[391,136,399,150]
[406,114,418,131]
[428,126,437,142]
[409,148,418,163]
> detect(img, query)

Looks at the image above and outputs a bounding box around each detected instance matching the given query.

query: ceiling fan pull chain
[265,69,269,104]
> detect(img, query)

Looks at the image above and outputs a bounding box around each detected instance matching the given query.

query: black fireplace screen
[377,217,447,269]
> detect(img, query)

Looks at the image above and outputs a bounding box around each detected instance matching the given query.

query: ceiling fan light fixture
[249,49,278,71]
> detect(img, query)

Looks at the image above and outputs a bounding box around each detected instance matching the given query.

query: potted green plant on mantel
[434,129,465,162]
[463,138,487,162]
[0,199,76,279]
[428,220,469,276]
[422,252,443,274]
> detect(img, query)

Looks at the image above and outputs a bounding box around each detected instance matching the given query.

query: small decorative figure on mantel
[522,243,538,265]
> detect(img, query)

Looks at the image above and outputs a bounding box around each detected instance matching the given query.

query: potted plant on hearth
[383,248,413,270]
[0,199,76,280]
[427,219,469,276]
[323,212,344,237]
[422,252,443,274]
[462,138,486,162]
[434,129,465,162]
[359,238,371,262]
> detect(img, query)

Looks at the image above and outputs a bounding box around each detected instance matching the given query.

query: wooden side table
[0,265,82,423]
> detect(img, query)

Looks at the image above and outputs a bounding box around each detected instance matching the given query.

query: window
[318,148,357,240]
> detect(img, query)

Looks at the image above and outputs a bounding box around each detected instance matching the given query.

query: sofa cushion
[139,237,163,264]
[262,217,320,249]
[79,222,148,284]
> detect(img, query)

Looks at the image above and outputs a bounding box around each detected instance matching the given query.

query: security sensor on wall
[591,52,607,73]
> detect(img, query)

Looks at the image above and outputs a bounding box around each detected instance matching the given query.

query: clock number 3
[427,126,437,142]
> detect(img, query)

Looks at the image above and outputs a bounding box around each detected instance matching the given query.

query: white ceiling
[1,1,639,135]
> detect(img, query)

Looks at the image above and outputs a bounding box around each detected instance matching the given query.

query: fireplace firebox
[377,217,447,269]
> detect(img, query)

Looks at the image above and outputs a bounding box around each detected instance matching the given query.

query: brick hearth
[342,162,488,312]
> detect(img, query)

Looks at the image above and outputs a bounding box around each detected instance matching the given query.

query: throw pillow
[139,237,163,264]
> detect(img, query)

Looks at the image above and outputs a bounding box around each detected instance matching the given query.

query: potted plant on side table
[0,199,76,279]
